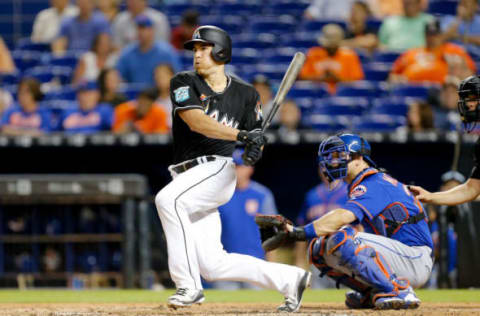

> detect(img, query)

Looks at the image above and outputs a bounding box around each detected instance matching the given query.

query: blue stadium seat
[370,98,409,116]
[355,50,372,64]
[281,38,317,51]
[312,97,369,116]
[45,85,77,101]
[366,19,382,33]
[214,2,262,16]
[427,0,457,15]
[24,66,72,85]
[234,33,277,49]
[353,114,406,132]
[266,1,309,16]
[300,20,347,32]
[200,15,243,35]
[294,97,314,115]
[289,81,329,99]
[336,81,380,98]
[307,114,349,131]
[363,63,391,82]
[20,1,49,14]
[0,72,20,85]
[264,47,298,64]
[16,38,50,52]
[390,84,437,99]
[254,63,290,81]
[250,16,296,35]
[373,51,400,63]
[231,48,261,65]
[43,52,81,69]
[12,50,42,72]
[165,3,210,16]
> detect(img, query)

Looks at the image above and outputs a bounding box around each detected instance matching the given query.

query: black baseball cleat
[277,271,312,313]
[167,288,205,309]
[345,290,374,309]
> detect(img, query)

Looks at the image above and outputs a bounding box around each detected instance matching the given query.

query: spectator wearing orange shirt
[299,24,364,94]
[389,19,476,84]
[113,88,168,134]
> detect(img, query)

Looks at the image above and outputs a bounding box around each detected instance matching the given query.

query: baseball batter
[256,133,433,310]
[154,25,310,312]
[410,75,480,206]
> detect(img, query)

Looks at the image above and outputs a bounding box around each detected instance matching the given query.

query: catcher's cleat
[277,271,312,313]
[374,286,420,310]
[345,290,373,309]
[167,288,205,309]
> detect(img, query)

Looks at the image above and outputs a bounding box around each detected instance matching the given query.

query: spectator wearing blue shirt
[116,15,181,86]
[52,0,111,55]
[58,81,113,134]
[1,78,52,136]
[442,0,480,53]
[294,171,348,289]
[213,149,279,290]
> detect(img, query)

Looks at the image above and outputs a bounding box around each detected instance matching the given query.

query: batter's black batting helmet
[184,25,232,64]
[457,75,480,131]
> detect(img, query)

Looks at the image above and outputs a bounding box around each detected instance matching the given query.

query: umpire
[154,26,310,312]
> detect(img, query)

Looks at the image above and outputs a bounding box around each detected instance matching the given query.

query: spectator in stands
[112,88,169,134]
[379,0,433,51]
[96,0,120,23]
[304,0,356,20]
[407,101,434,133]
[276,100,303,144]
[116,15,181,86]
[43,247,62,272]
[52,0,110,55]
[389,19,476,84]
[31,0,78,44]
[171,10,199,51]
[154,63,174,127]
[442,0,480,48]
[342,1,378,53]
[98,68,127,107]
[295,175,349,288]
[0,36,15,74]
[112,0,170,49]
[73,34,117,84]
[368,0,428,18]
[213,149,279,290]
[299,24,364,94]
[1,78,52,136]
[251,74,277,125]
[0,87,13,118]
[58,81,113,134]
[428,76,462,131]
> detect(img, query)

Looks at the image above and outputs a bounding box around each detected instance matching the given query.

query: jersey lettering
[383,174,398,186]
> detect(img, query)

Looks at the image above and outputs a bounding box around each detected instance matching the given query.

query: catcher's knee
[308,236,328,270]
[326,226,357,262]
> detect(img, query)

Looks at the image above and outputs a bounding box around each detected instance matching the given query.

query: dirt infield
[1,302,480,316]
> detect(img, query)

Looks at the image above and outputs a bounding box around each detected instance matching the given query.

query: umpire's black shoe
[167,288,205,309]
[277,271,312,313]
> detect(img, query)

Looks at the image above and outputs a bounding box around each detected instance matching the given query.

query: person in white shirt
[31,0,78,43]
[112,0,170,49]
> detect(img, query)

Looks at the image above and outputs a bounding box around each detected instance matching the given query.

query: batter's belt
[171,156,217,174]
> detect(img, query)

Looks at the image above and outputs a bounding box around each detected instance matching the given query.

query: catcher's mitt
[255,215,296,251]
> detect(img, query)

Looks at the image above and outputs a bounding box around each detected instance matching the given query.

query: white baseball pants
[155,156,305,296]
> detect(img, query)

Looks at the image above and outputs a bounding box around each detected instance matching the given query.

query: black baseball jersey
[471,138,480,179]
[170,71,263,164]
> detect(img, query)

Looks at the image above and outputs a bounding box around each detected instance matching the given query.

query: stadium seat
[294,97,314,115]
[370,98,409,116]
[250,16,296,35]
[264,47,299,64]
[44,85,77,101]
[336,81,380,98]
[289,81,329,99]
[15,38,50,52]
[312,97,369,116]
[24,66,73,85]
[390,84,437,99]
[254,63,290,81]
[366,19,382,33]
[266,1,309,16]
[214,2,262,16]
[165,3,210,16]
[43,52,81,69]
[373,51,400,63]
[20,1,49,14]
[363,63,391,82]
[12,50,42,72]
[427,0,457,15]
[353,114,406,132]
[307,114,349,131]
[200,15,243,35]
[0,71,20,85]
[231,48,261,65]
[234,33,277,49]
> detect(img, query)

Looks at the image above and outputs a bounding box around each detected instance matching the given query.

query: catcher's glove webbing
[255,215,307,251]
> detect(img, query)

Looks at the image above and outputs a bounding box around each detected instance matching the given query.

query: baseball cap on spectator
[76,81,98,92]
[251,74,271,88]
[232,149,246,165]
[135,15,153,28]
[441,170,466,184]
[425,18,441,35]
[318,24,344,48]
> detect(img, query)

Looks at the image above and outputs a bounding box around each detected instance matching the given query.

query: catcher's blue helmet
[318,133,376,181]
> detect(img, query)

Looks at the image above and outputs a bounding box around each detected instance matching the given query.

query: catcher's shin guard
[327,227,409,303]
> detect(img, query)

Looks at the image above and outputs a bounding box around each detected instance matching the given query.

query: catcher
[256,133,434,310]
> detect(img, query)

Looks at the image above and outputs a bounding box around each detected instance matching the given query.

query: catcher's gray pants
[155,155,306,296]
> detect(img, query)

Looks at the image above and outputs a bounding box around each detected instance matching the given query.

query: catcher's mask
[318,133,376,182]
[457,75,480,132]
